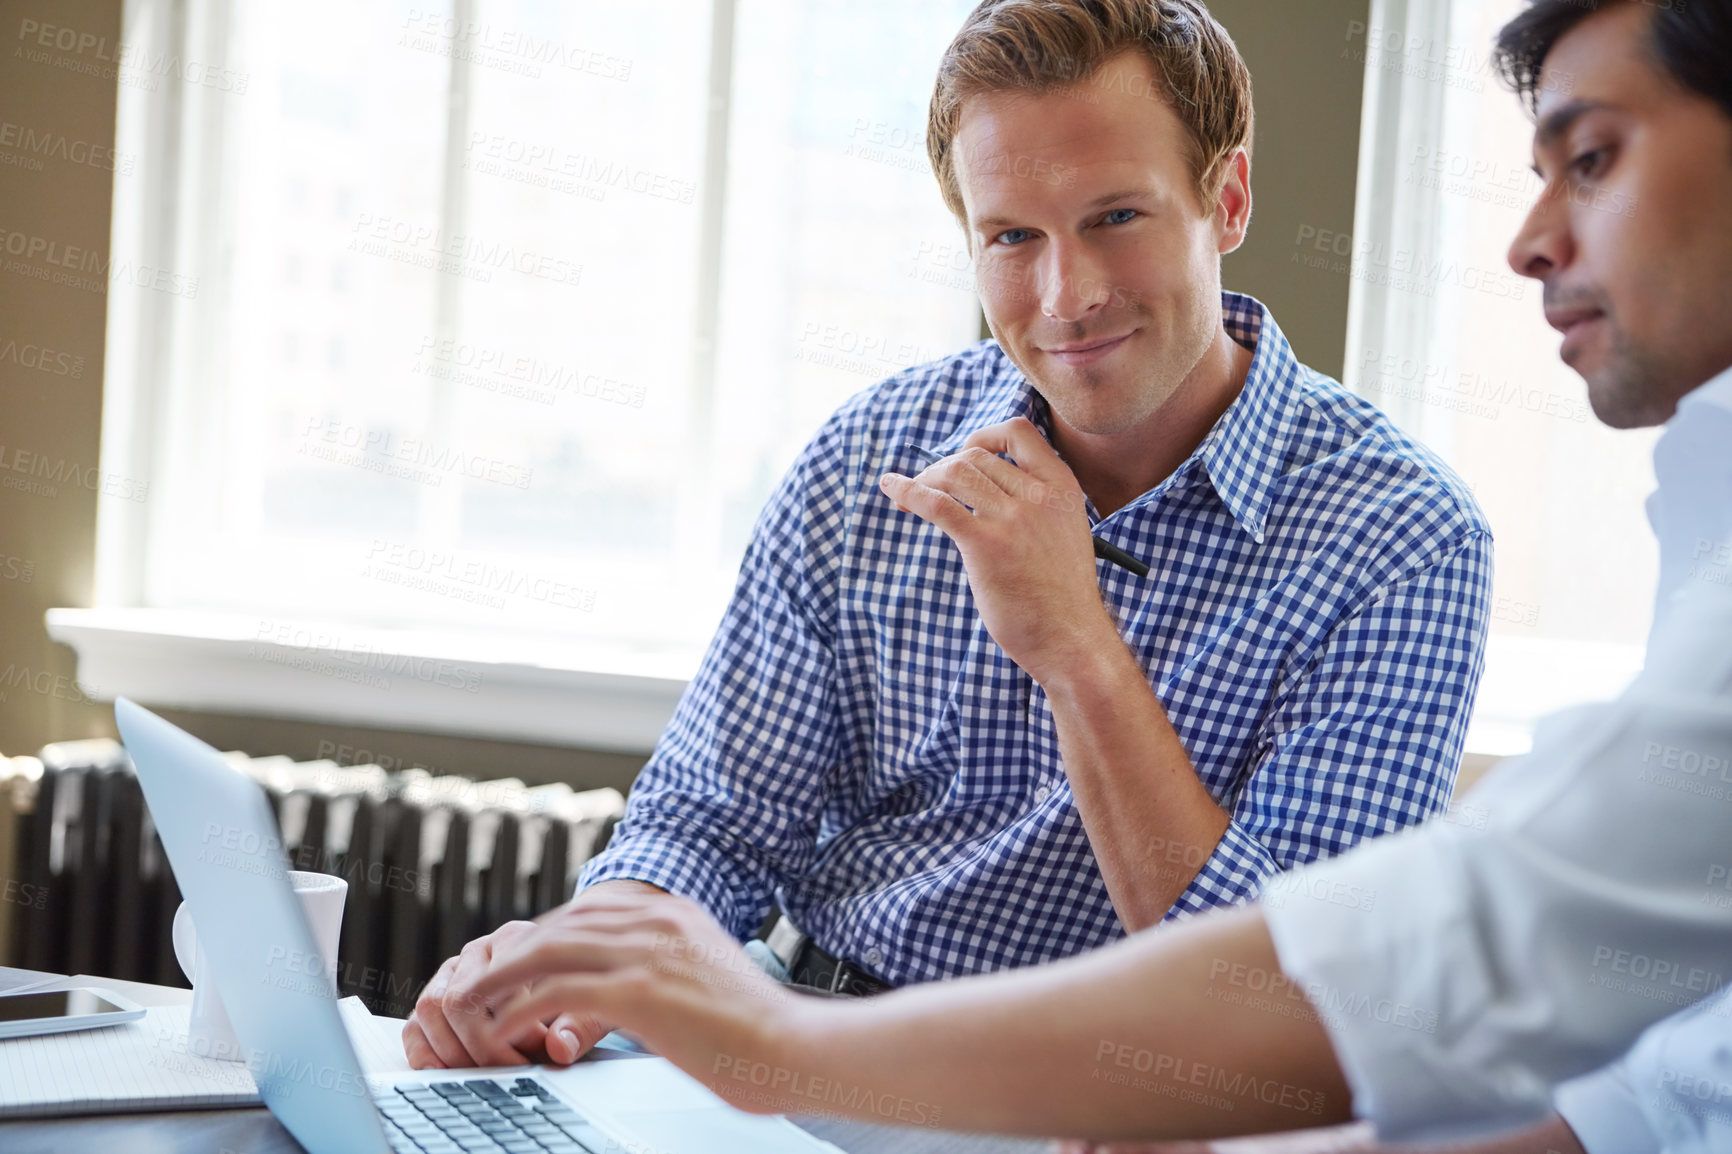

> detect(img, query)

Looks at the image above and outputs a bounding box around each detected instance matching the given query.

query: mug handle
[171,901,198,981]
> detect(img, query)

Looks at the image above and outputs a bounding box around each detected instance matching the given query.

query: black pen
[905,444,1151,578]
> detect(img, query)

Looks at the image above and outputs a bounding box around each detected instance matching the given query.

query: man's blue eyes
[993,209,1138,246]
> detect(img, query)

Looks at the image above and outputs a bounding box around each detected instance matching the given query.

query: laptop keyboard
[377,1076,609,1154]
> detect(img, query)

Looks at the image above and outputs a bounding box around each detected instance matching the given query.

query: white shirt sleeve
[1262,580,1732,1145]
[1555,984,1732,1154]
[1617,984,1732,1154]
[1553,1062,1661,1154]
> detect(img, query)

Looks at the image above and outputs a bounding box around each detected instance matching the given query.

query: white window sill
[48,608,1645,761]
[46,608,697,754]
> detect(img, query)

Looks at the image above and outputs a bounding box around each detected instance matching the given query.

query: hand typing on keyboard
[461,888,813,1117]
[404,881,667,1069]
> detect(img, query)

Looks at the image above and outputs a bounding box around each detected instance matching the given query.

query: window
[77,0,1634,755]
[1343,0,1658,753]
[91,0,981,696]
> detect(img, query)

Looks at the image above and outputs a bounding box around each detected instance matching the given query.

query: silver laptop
[115,697,836,1154]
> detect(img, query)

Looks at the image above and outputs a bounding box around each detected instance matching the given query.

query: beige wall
[0,0,1373,793]
[1212,0,1371,381]
[0,0,123,756]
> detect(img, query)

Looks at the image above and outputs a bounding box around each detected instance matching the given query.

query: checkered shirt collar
[923,292,1302,545]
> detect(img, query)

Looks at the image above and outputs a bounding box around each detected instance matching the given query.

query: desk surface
[0,967,1047,1154]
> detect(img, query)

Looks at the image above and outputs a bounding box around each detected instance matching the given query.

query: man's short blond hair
[927,0,1255,223]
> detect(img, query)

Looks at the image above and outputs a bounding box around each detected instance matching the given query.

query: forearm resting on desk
[472,896,1352,1143]
[782,907,1350,1141]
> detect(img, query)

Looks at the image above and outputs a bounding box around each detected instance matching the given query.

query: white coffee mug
[172,869,348,1061]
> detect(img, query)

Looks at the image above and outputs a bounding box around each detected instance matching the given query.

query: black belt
[764,915,891,997]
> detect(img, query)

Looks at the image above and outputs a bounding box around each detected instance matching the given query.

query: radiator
[1,739,624,1020]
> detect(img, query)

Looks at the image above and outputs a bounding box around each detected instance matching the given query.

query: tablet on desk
[0,987,146,1039]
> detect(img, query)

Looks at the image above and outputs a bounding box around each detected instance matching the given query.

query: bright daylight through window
[1342,0,1659,752]
[69,0,1656,754]
[76,0,980,742]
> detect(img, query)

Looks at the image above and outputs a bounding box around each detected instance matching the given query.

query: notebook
[0,995,402,1118]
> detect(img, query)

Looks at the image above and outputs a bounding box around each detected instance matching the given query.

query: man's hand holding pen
[878,416,1126,690]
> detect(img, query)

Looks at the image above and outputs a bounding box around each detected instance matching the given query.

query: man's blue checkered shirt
[582,293,1493,986]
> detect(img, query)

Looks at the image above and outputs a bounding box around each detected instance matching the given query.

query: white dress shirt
[1551,369,1732,1154]
[1262,366,1732,1146]
[1552,986,1732,1154]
